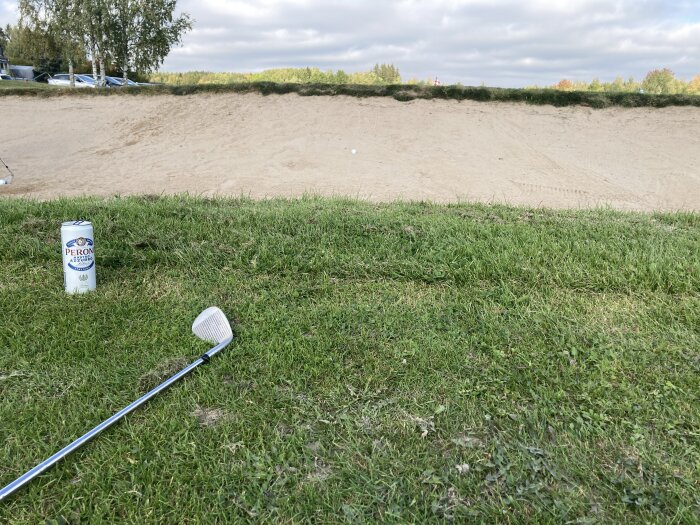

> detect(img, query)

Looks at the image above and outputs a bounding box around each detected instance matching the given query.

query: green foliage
[3,23,66,75]
[149,65,403,86]
[0,197,698,522]
[0,79,57,89]
[551,69,700,95]
[15,0,90,78]
[2,80,699,109]
[108,0,192,77]
[589,78,603,92]
[641,68,677,95]
[16,0,191,81]
[372,63,401,84]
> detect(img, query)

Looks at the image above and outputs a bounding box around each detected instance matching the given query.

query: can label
[64,237,95,271]
[61,221,96,294]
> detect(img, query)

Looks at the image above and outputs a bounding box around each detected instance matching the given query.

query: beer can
[61,221,97,294]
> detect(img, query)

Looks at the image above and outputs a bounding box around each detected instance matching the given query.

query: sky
[2,0,699,87]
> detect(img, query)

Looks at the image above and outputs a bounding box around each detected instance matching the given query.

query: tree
[0,26,8,74]
[4,22,65,76]
[689,74,700,95]
[17,0,189,87]
[107,0,191,83]
[555,79,574,90]
[48,0,87,85]
[78,0,110,86]
[334,69,349,84]
[624,76,640,93]
[19,0,86,84]
[609,76,625,93]
[642,68,676,95]
[372,63,401,84]
[588,78,604,92]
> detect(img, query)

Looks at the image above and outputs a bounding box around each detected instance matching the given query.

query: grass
[1,81,700,108]
[0,196,698,523]
[0,80,57,90]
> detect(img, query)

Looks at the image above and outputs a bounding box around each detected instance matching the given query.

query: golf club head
[192,307,233,345]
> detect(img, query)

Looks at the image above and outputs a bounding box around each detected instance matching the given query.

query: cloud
[2,0,699,86]
[1,0,17,20]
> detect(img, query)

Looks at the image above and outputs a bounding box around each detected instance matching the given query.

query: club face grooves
[192,307,233,344]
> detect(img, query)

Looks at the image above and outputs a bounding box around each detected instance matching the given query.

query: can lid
[61,220,92,227]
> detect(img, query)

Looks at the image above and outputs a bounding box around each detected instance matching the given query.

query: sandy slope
[1,93,699,211]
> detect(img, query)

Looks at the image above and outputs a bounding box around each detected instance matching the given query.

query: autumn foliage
[555,79,574,90]
[552,69,700,95]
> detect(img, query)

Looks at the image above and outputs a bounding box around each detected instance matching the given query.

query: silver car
[47,74,97,88]
[81,74,122,87]
[106,75,140,87]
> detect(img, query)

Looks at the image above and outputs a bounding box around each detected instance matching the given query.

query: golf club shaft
[0,156,14,178]
[0,337,233,502]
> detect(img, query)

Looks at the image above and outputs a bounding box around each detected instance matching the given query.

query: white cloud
[2,0,699,86]
[1,0,17,22]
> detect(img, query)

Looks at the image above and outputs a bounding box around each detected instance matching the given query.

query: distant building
[0,44,8,74]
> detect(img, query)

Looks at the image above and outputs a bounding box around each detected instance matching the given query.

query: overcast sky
[2,0,699,86]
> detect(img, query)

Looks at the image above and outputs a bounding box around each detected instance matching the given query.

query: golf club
[0,306,234,502]
[0,155,15,185]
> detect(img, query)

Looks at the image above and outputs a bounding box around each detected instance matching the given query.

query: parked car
[48,73,97,88]
[0,73,13,80]
[80,74,122,87]
[104,75,139,87]
[75,74,117,87]
[107,76,151,87]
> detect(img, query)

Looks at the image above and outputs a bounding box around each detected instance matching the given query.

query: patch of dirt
[191,406,232,427]
[306,458,332,483]
[451,435,485,449]
[432,487,472,521]
[407,414,436,438]
[137,357,189,392]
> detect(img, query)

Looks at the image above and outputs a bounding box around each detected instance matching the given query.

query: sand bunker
[2,93,699,211]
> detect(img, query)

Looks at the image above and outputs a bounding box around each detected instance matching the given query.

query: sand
[2,93,699,211]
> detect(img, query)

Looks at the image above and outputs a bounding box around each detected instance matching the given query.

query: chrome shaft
[0,336,233,502]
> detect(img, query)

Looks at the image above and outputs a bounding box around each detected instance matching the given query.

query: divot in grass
[452,435,484,449]
[432,487,472,521]
[306,458,332,483]
[407,414,436,438]
[455,464,471,475]
[0,371,29,381]
[137,357,189,392]
[192,406,232,427]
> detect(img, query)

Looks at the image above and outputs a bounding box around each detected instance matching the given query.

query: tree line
[8,0,191,85]
[550,69,700,95]
[150,64,404,87]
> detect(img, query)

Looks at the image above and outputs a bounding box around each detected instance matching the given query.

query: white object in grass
[192,306,234,344]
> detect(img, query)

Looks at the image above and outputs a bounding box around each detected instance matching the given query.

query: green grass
[0,80,57,90]
[0,196,698,523]
[2,81,700,108]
